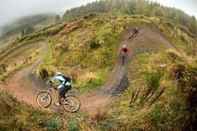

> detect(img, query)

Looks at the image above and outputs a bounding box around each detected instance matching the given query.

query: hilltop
[0,0,197,130]
[0,13,60,49]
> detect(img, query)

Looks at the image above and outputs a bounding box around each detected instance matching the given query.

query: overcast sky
[0,0,95,27]
[149,0,197,17]
[0,0,196,28]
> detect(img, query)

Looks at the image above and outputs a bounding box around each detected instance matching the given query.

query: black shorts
[58,86,71,98]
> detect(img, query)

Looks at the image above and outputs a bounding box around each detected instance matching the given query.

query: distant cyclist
[49,72,72,106]
[120,44,129,65]
[128,27,139,39]
[133,27,139,35]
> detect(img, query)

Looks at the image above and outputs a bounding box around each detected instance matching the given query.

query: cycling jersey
[122,47,128,53]
[51,75,71,89]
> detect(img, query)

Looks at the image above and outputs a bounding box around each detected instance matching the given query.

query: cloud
[0,0,196,28]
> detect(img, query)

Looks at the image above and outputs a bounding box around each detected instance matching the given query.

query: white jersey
[51,75,71,89]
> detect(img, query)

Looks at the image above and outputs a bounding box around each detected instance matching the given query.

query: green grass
[0,91,61,131]
[144,71,162,90]
[98,49,197,130]
[74,69,108,93]
[68,118,80,131]
[44,116,62,131]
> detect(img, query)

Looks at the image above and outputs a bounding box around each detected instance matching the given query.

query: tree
[189,16,197,34]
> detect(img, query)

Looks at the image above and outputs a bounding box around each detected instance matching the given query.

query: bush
[89,39,101,49]
[144,71,162,90]
[68,119,79,131]
[149,104,168,129]
[80,77,104,93]
[45,117,62,131]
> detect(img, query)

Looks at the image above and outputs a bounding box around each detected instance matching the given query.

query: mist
[0,0,96,30]
[0,0,197,36]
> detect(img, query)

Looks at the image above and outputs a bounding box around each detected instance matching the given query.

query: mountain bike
[36,86,81,113]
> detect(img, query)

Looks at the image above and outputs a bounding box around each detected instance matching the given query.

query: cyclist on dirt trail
[49,72,72,106]
[128,27,139,39]
[133,27,139,34]
[120,44,129,65]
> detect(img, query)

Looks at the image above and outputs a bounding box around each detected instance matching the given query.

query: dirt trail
[5,66,39,106]
[80,27,174,115]
[1,27,175,115]
[1,42,48,107]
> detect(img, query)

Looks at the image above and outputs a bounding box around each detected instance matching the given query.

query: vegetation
[64,0,197,35]
[96,50,197,131]
[0,0,197,130]
[0,91,62,131]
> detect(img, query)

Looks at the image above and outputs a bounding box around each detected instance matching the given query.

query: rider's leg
[122,54,125,65]
[64,85,71,95]
[58,85,66,105]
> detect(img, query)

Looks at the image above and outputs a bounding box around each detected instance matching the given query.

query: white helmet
[56,72,63,76]
[122,44,127,48]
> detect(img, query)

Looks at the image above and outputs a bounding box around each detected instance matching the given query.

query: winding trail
[1,27,175,115]
[80,27,174,115]
[1,41,48,107]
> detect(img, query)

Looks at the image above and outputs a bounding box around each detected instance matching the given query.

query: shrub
[149,104,167,129]
[89,39,101,49]
[68,119,79,131]
[144,71,162,90]
[45,117,62,131]
[80,77,104,93]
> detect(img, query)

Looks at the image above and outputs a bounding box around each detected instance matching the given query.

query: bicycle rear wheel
[36,91,52,108]
[62,96,81,113]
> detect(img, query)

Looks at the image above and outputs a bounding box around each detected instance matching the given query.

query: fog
[0,0,96,32]
[0,0,197,35]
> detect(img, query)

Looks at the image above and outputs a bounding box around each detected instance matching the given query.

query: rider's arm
[65,81,71,86]
[50,76,57,81]
[65,77,72,87]
[51,76,65,82]
[48,76,61,89]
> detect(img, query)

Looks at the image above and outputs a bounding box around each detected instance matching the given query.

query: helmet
[56,72,63,76]
[122,44,127,48]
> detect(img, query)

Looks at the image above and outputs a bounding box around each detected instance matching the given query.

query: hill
[64,0,197,36]
[0,14,60,44]
[0,0,197,130]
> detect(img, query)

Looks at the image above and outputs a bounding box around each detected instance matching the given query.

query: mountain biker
[128,27,139,39]
[120,44,129,65]
[133,27,139,35]
[49,72,72,106]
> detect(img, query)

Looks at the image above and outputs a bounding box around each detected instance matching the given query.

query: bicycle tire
[62,95,81,113]
[36,91,52,108]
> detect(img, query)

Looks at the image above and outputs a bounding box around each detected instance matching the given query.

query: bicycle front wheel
[36,91,52,108]
[62,96,81,113]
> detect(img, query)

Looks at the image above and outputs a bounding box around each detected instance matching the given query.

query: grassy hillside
[37,14,197,92]
[104,50,197,130]
[0,91,63,131]
[0,0,197,130]
[64,0,197,35]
